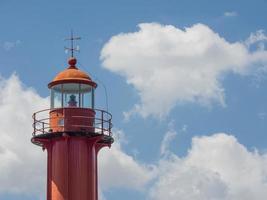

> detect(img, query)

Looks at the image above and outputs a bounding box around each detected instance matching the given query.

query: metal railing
[32,108,112,137]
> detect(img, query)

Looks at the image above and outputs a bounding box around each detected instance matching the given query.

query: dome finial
[68,57,77,67]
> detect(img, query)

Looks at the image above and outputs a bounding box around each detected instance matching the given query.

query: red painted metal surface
[48,58,97,88]
[44,136,104,200]
[33,109,112,200]
[49,108,95,133]
[32,108,112,200]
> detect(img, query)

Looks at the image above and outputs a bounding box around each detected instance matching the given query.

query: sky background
[0,1,267,200]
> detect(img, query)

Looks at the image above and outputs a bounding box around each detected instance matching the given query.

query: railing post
[63,108,65,132]
[101,111,104,135]
[33,113,36,136]
[109,119,111,136]
[42,122,45,134]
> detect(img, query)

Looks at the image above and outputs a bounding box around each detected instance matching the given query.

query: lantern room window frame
[50,83,95,109]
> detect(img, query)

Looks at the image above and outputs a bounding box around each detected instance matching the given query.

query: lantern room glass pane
[50,83,94,109]
[80,84,94,108]
[51,85,62,109]
[62,83,79,107]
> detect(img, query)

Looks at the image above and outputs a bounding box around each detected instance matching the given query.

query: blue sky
[0,1,267,200]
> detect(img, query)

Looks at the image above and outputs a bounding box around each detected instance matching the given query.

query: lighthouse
[31,36,113,200]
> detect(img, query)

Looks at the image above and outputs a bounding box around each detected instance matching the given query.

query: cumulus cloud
[246,30,267,46]
[101,23,267,118]
[0,74,48,197]
[100,131,267,200]
[245,30,267,53]
[99,129,156,190]
[149,133,267,200]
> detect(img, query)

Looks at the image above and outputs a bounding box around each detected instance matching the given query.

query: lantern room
[46,57,98,133]
[31,56,113,145]
[50,83,94,109]
[48,57,96,109]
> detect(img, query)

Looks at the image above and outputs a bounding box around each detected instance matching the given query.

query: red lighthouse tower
[31,41,113,200]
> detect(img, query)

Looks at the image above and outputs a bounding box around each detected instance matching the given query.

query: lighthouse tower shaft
[45,136,104,200]
[32,57,113,200]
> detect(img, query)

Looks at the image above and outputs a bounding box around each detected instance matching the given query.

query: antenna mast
[65,30,81,57]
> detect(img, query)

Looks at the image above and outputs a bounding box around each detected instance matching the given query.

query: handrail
[32,108,112,138]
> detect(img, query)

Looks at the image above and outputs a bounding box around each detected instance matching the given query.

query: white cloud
[160,121,177,156]
[246,30,267,46]
[248,27,267,86]
[101,23,267,118]
[0,74,48,197]
[245,30,267,52]
[224,11,238,17]
[99,129,156,190]
[149,133,267,200]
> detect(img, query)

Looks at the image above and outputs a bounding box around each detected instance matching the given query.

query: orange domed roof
[48,57,97,88]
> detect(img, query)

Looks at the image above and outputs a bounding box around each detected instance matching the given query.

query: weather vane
[64,30,81,57]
